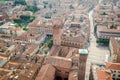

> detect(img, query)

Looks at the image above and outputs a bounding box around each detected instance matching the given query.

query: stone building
[109,37,120,63]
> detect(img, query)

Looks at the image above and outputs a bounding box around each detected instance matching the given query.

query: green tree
[13,19,21,23]
[47,39,53,48]
[20,15,30,21]
[25,5,40,13]
[69,5,74,9]
[14,0,26,5]
[49,4,52,9]
[101,12,108,15]
[94,24,98,33]
[96,38,109,45]
[23,27,28,31]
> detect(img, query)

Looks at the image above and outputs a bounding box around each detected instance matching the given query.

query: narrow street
[85,10,110,80]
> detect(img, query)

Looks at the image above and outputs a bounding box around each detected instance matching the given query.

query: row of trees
[96,38,109,45]
[14,0,26,5]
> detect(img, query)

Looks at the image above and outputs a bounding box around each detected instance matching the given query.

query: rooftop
[106,62,120,70]
[36,64,55,80]
[96,70,112,80]
[46,56,72,70]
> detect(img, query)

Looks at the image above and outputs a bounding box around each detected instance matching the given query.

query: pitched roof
[98,26,120,33]
[36,64,55,80]
[96,70,112,80]
[106,62,120,70]
[46,56,72,70]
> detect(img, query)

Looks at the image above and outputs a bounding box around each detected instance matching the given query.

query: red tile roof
[98,26,120,33]
[36,64,55,80]
[96,70,112,80]
[106,62,120,70]
[46,56,72,70]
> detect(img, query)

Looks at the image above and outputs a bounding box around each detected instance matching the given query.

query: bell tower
[53,22,62,46]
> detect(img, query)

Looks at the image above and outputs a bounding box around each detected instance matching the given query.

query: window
[111,70,113,73]
[113,74,115,76]
[72,63,78,66]
[118,75,120,77]
[112,78,115,80]
[117,78,120,80]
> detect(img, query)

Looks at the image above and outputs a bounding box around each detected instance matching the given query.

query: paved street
[85,10,110,80]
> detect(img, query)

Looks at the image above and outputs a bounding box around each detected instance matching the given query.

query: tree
[49,4,52,9]
[23,27,28,31]
[13,15,35,31]
[44,5,46,8]
[69,5,74,9]
[53,10,57,14]
[101,12,108,15]
[14,0,26,5]
[96,38,109,45]
[94,24,98,34]
[25,5,40,13]
[47,39,53,48]
[13,19,21,23]
[20,15,30,21]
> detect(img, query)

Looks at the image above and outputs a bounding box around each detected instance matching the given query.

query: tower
[53,22,62,46]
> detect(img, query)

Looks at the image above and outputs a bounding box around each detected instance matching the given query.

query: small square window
[112,78,115,80]
[113,74,115,76]
[118,75,120,77]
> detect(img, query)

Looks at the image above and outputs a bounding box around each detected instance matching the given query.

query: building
[53,20,63,46]
[89,64,111,80]
[90,62,120,80]
[0,12,9,25]
[96,70,112,80]
[97,25,120,39]
[106,62,120,80]
[78,49,88,80]
[61,13,90,48]
[109,37,120,63]
[93,1,120,40]
[36,64,56,80]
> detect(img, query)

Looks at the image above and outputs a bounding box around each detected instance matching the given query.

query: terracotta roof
[7,27,22,31]
[0,12,9,21]
[96,70,112,80]
[36,64,55,80]
[8,27,15,31]
[48,46,60,56]
[98,26,120,33]
[46,56,72,70]
[106,62,120,70]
